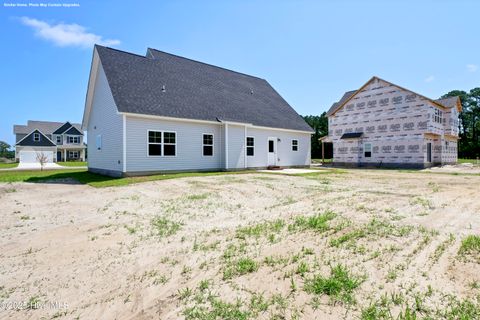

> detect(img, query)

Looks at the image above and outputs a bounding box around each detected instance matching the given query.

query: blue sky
[1,0,479,146]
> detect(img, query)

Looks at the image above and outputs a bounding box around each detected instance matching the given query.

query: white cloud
[467,64,478,73]
[424,75,435,83]
[20,17,120,48]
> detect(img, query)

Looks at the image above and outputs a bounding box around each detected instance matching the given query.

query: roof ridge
[147,48,266,81]
[95,44,148,60]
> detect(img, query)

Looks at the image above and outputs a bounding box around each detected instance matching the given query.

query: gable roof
[64,126,84,135]
[93,45,312,132]
[14,121,83,135]
[16,129,56,147]
[52,121,73,135]
[327,76,461,116]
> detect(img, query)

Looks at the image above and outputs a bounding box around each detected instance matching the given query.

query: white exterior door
[267,137,277,166]
[19,151,54,163]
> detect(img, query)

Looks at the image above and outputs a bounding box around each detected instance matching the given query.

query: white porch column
[64,149,66,162]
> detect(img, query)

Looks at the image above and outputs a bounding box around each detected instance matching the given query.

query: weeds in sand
[304,264,364,304]
[410,196,434,209]
[223,257,259,280]
[236,219,284,240]
[289,210,336,233]
[186,193,209,201]
[5,188,16,193]
[26,295,40,309]
[459,235,480,255]
[151,216,181,237]
[431,234,455,263]
[19,215,31,220]
[427,181,440,192]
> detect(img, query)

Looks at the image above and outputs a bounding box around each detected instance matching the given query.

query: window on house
[67,136,80,144]
[292,139,298,151]
[203,134,213,156]
[33,133,40,141]
[56,136,62,144]
[96,135,102,150]
[434,109,443,124]
[163,132,176,156]
[364,143,372,158]
[148,131,176,156]
[246,137,254,156]
[68,151,79,159]
[148,131,162,156]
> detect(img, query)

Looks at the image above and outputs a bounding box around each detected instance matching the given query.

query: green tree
[0,141,11,155]
[302,113,328,158]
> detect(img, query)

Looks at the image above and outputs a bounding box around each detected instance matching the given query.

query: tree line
[303,86,480,159]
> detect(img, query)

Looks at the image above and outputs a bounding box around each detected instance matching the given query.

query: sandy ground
[1,169,479,319]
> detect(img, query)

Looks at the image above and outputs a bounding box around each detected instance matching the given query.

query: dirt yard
[1,169,480,319]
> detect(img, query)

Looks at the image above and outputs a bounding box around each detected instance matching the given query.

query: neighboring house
[14,120,86,163]
[82,45,312,177]
[323,76,460,168]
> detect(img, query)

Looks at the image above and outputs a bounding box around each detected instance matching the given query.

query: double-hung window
[67,136,80,144]
[203,134,213,156]
[56,136,62,144]
[33,133,40,141]
[246,137,255,156]
[292,139,298,151]
[148,131,176,156]
[364,143,372,158]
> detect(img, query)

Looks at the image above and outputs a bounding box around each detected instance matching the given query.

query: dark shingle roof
[435,96,459,108]
[16,130,56,147]
[341,132,363,139]
[14,121,82,135]
[52,122,73,134]
[327,90,357,116]
[64,126,83,135]
[95,45,312,132]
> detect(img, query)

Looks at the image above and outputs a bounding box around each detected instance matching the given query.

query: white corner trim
[244,125,247,168]
[225,123,229,170]
[122,114,127,172]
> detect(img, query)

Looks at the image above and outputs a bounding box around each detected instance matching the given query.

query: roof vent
[250,89,254,95]
[161,85,166,93]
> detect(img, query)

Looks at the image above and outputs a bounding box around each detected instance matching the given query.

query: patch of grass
[0,163,18,169]
[330,229,366,247]
[410,196,434,209]
[0,168,262,187]
[236,219,285,240]
[58,161,87,167]
[223,257,259,280]
[184,297,251,320]
[437,296,480,319]
[186,193,209,201]
[289,210,336,233]
[459,235,480,255]
[151,216,181,237]
[304,264,364,304]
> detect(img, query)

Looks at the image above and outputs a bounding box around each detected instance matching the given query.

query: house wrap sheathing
[325,77,461,168]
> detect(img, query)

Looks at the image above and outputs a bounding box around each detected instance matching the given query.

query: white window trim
[147,130,177,157]
[33,133,40,141]
[292,139,298,151]
[95,134,102,151]
[246,136,255,157]
[56,135,62,144]
[364,142,372,158]
[68,151,79,158]
[202,133,214,157]
[67,135,80,144]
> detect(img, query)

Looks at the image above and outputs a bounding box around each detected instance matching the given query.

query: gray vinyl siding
[245,128,311,168]
[125,117,223,172]
[87,63,123,172]
[227,124,246,169]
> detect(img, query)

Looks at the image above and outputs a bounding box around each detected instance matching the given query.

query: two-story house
[14,120,86,163]
[323,77,461,168]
